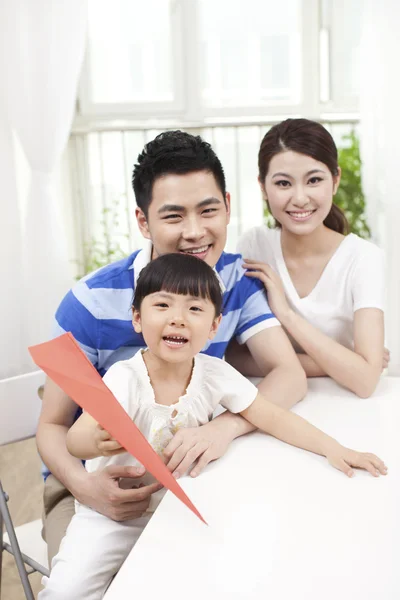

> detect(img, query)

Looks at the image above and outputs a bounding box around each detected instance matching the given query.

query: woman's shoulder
[342,233,384,262]
[331,235,384,292]
[340,235,385,310]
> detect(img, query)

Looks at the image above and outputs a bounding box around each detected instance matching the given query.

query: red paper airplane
[29,332,206,524]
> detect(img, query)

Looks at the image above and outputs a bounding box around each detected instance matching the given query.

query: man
[37,131,306,564]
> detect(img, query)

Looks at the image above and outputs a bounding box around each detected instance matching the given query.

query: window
[78,0,362,122]
[81,0,183,115]
[199,0,302,111]
[70,1,362,275]
[319,0,362,112]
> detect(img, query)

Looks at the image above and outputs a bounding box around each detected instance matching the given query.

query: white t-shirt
[85,350,258,510]
[237,227,385,352]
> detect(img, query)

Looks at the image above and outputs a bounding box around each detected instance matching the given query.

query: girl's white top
[85,350,258,510]
[237,227,385,352]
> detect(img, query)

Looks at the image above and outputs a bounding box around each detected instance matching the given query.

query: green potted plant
[76,198,130,279]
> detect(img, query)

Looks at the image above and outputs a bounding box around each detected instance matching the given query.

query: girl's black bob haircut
[133,253,223,316]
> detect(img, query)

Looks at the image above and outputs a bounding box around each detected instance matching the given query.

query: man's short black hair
[132,130,227,217]
[133,253,223,316]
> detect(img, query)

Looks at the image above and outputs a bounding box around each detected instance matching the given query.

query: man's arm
[163,409,255,478]
[36,377,87,492]
[226,327,307,409]
[36,377,161,521]
[246,326,307,408]
[296,353,326,377]
[225,338,325,379]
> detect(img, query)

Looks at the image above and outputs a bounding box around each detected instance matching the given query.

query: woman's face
[262,150,341,235]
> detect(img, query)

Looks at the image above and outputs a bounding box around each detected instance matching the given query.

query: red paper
[29,333,206,524]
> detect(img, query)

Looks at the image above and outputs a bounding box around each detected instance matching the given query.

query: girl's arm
[67,412,124,460]
[240,393,387,477]
[243,259,384,398]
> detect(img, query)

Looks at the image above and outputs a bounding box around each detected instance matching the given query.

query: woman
[235,118,388,398]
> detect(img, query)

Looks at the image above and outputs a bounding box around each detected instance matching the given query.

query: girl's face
[262,150,341,235]
[132,291,221,364]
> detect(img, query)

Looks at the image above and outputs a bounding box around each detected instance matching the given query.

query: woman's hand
[326,443,388,478]
[94,424,125,457]
[242,259,291,321]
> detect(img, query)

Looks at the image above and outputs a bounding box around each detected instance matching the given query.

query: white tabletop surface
[105,377,400,600]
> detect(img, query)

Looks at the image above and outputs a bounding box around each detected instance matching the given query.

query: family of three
[37,119,387,599]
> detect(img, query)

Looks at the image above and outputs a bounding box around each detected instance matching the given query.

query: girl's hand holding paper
[95,425,126,457]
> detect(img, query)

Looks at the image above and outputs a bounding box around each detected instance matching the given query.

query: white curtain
[0,2,28,378]
[360,0,400,375]
[0,0,87,379]
[0,98,26,378]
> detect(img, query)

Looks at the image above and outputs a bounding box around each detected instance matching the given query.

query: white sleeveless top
[84,350,258,511]
[237,227,385,352]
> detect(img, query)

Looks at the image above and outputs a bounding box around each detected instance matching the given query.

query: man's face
[135,170,231,268]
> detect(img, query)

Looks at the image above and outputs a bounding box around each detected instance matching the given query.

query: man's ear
[132,309,142,333]
[208,314,222,341]
[135,208,151,239]
[225,192,231,224]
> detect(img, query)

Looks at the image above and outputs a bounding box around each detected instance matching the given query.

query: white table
[105,377,400,600]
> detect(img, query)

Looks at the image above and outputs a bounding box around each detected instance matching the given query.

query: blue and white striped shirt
[54,242,279,375]
[42,244,279,479]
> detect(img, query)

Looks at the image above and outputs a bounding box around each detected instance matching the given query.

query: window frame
[78,0,187,118]
[75,0,360,127]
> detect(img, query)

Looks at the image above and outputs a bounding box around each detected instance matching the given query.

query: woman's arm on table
[243,259,384,398]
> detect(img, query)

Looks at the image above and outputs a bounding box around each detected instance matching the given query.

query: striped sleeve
[235,277,280,344]
[53,282,99,366]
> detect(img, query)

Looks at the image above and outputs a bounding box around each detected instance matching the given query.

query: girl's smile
[132,290,221,366]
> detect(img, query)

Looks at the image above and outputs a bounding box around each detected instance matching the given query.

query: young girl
[236,118,387,398]
[39,253,387,600]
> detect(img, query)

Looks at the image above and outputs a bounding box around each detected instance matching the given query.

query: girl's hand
[94,424,125,457]
[326,444,388,478]
[242,259,291,321]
